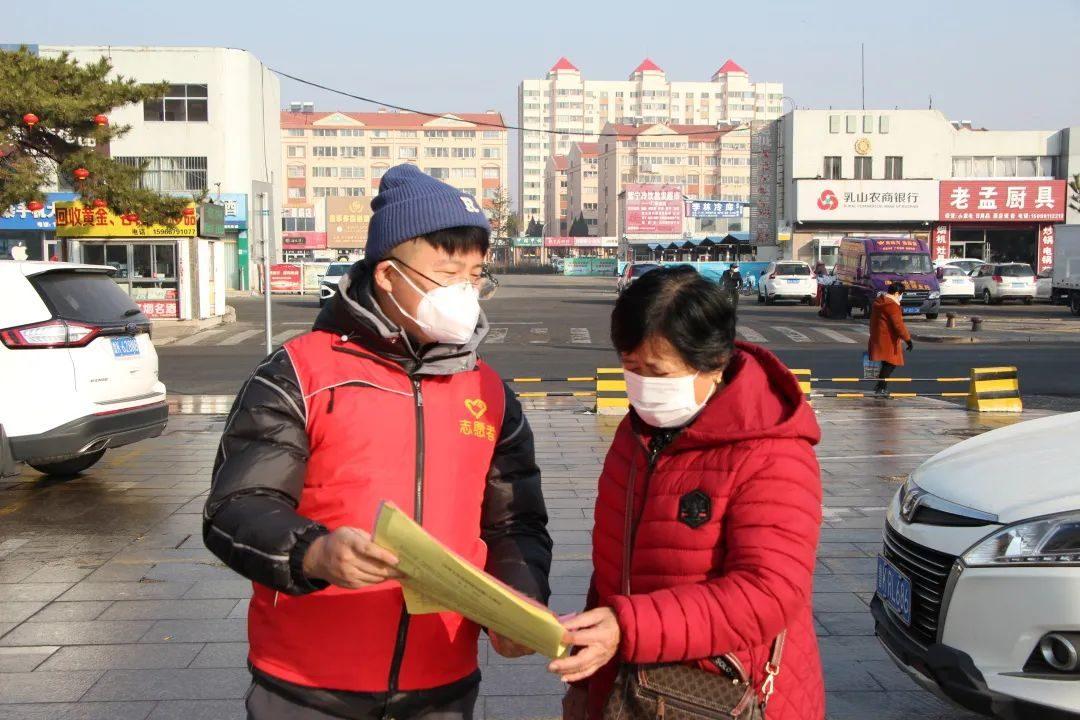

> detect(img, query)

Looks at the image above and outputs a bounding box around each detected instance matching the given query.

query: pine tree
[0,47,192,225]
[569,213,589,236]
[505,211,521,238]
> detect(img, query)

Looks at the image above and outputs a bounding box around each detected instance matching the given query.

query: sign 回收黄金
[55,201,198,238]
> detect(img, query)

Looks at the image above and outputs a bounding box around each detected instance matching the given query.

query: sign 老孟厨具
[939,180,1066,223]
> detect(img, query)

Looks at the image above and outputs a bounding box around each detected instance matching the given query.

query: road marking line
[487,321,542,325]
[170,328,233,346]
[773,326,812,343]
[218,329,263,346]
[812,327,857,344]
[570,328,592,344]
[840,324,871,335]
[737,326,768,343]
[529,327,549,344]
[272,329,306,345]
[486,328,507,344]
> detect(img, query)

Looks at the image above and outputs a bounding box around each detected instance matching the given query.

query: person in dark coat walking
[868,281,914,396]
[719,262,743,305]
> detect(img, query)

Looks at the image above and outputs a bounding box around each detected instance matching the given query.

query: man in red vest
[205,165,552,719]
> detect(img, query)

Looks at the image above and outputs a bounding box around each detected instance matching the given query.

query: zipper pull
[413,379,423,406]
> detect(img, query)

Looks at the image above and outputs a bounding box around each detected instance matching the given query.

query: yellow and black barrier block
[790,369,812,400]
[967,366,1022,413]
[596,368,629,415]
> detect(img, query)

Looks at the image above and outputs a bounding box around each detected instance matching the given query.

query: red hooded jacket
[583,342,825,720]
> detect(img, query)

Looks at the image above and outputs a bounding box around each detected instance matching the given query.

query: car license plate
[111,336,140,358]
[902,306,920,315]
[785,279,800,283]
[1011,283,1026,288]
[876,555,912,626]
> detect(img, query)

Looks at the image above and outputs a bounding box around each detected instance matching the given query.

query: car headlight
[929,291,941,299]
[963,511,1080,567]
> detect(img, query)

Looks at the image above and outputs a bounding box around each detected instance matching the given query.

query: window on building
[845,115,856,133]
[481,148,500,159]
[424,130,450,138]
[426,147,450,158]
[427,167,450,179]
[482,167,500,179]
[314,187,340,197]
[823,156,842,179]
[398,130,418,138]
[115,156,208,191]
[879,116,890,134]
[952,157,972,177]
[1038,156,1056,177]
[371,146,390,158]
[287,187,306,199]
[282,216,316,232]
[340,128,365,137]
[885,156,903,179]
[862,115,873,133]
[451,168,477,179]
[341,146,365,158]
[286,128,305,137]
[343,187,366,197]
[143,84,208,122]
[854,156,872,179]
[483,130,502,139]
[1018,156,1038,176]
[312,166,338,178]
[314,129,339,137]
[996,157,1016,177]
[828,115,841,133]
[287,164,305,178]
[312,146,337,157]
[287,146,306,158]
[972,156,993,176]
[340,167,365,179]
[373,166,389,179]
[399,147,418,159]
[452,148,476,158]
[372,130,390,138]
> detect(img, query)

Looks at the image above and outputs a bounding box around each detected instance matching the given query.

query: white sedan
[936,266,975,304]
[873,412,1080,718]
[757,261,817,304]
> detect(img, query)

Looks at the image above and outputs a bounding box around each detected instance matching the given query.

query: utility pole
[259,191,273,356]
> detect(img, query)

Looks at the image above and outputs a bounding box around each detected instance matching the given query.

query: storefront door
[949,228,986,260]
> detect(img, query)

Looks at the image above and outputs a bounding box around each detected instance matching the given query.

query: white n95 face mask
[624,369,715,428]
[387,261,480,345]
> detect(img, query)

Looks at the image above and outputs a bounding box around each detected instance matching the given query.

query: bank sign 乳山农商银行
[796,180,939,222]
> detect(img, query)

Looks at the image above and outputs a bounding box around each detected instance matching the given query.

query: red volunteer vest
[247,330,506,692]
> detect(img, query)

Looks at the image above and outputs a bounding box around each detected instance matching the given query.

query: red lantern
[93,114,109,126]
[123,213,139,223]
[73,168,90,181]
[92,199,107,208]
[181,207,196,216]
[26,200,44,212]
[23,113,39,128]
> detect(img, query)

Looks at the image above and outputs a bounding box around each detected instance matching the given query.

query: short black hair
[611,265,736,372]
[421,226,490,257]
[887,281,905,294]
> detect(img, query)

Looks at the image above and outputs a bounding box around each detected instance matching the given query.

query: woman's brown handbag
[602,458,786,720]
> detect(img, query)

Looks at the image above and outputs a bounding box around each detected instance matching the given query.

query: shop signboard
[326,197,371,249]
[544,236,620,248]
[930,224,950,262]
[55,201,198,237]
[218,193,248,230]
[624,184,684,234]
[281,231,327,249]
[0,192,77,230]
[136,287,179,319]
[512,236,543,247]
[796,180,939,222]
[198,203,226,238]
[269,263,302,293]
[686,200,743,219]
[563,257,618,276]
[939,180,1066,223]
[749,120,778,246]
[1038,224,1055,274]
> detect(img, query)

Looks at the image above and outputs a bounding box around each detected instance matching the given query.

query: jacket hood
[659,342,820,450]
[312,260,488,376]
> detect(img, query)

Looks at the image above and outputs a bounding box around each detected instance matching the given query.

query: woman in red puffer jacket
[550,266,824,720]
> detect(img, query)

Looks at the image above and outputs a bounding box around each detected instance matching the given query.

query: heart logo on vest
[465,399,488,419]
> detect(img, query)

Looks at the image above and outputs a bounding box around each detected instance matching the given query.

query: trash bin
[827,284,849,319]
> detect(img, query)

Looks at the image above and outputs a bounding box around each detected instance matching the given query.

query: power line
[270,68,753,139]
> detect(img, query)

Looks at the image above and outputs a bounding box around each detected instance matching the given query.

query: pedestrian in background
[204,165,552,720]
[720,261,743,306]
[554,265,824,720]
[868,281,914,397]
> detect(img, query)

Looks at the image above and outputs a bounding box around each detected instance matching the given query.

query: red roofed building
[566,142,601,236]
[519,58,781,228]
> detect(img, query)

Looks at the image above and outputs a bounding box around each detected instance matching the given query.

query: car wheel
[925,313,939,321]
[1023,297,1034,305]
[860,301,871,319]
[983,289,993,305]
[28,449,106,478]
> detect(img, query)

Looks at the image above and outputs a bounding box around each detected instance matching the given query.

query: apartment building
[543,155,569,236]
[566,143,600,236]
[280,107,508,256]
[518,57,782,225]
[596,123,751,239]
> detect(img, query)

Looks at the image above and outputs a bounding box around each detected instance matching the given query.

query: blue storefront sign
[0,192,78,230]
[686,200,744,219]
[218,193,248,230]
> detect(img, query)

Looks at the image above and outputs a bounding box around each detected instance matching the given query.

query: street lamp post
[259,192,272,356]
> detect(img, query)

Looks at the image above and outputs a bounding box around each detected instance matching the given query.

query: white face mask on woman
[624,369,717,428]
[386,260,481,345]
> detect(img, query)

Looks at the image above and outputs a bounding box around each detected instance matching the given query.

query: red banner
[1038,224,1055,274]
[624,183,683,234]
[281,231,327,249]
[137,300,178,318]
[270,264,302,293]
[939,180,1065,222]
[930,224,950,262]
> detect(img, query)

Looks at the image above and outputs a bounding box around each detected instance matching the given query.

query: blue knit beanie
[365,164,491,261]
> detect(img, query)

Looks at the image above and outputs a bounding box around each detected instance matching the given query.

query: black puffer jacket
[203,261,552,716]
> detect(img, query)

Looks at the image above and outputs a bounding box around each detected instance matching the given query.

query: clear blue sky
[8,0,1077,198]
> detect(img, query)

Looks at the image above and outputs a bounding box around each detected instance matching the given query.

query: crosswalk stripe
[773,326,812,343]
[529,327,549,344]
[272,329,306,345]
[841,324,870,335]
[218,328,263,346]
[812,327,857,344]
[171,328,232,346]
[737,326,768,343]
[570,328,592,344]
[486,328,507,344]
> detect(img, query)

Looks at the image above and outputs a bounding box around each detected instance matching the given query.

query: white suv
[0,261,168,477]
[873,412,1080,718]
[973,262,1037,305]
[757,261,816,304]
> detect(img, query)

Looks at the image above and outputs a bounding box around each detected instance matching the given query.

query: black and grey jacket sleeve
[481,384,553,603]
[203,349,329,596]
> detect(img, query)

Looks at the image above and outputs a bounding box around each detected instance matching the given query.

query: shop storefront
[219,193,248,291]
[935,180,1066,272]
[57,201,227,321]
[511,236,543,265]
[281,231,328,263]
[0,192,77,261]
[326,197,369,262]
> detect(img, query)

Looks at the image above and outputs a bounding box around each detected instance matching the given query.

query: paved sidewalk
[0,396,1049,719]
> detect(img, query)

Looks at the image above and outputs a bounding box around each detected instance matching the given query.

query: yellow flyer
[373,502,568,659]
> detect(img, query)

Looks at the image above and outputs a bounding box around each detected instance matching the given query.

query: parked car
[1052,225,1080,315]
[1036,270,1054,303]
[833,237,941,319]
[973,262,1037,305]
[873,411,1080,719]
[0,261,168,477]
[935,265,975,304]
[938,258,984,276]
[617,262,660,294]
[757,261,817,304]
[318,262,353,307]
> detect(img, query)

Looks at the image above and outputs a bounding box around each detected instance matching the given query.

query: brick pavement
[0,396,1050,719]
